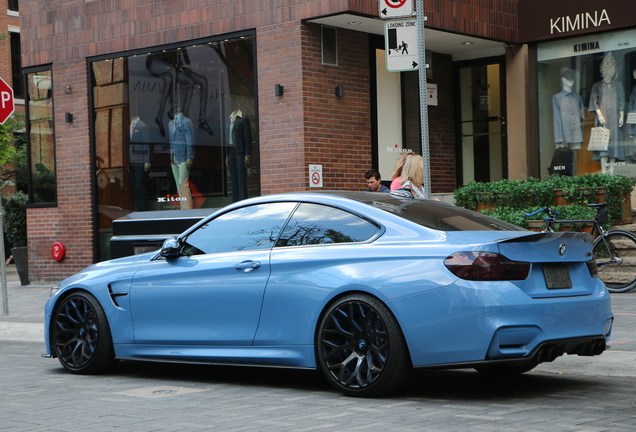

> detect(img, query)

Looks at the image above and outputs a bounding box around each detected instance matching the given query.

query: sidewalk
[0,264,53,343]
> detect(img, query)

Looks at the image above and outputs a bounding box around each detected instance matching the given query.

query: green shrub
[2,191,27,248]
[455,174,635,223]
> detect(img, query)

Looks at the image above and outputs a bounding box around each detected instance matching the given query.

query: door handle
[234,260,261,272]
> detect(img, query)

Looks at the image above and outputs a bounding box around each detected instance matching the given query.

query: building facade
[0,0,21,101]
[17,0,538,282]
[519,0,636,180]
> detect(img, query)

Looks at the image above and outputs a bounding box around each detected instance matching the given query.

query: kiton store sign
[519,0,634,42]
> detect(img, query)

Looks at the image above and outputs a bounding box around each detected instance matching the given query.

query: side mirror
[160,237,181,259]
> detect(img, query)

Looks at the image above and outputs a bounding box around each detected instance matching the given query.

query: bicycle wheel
[593,229,636,293]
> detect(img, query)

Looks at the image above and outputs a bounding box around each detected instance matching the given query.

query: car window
[182,202,297,255]
[276,203,379,247]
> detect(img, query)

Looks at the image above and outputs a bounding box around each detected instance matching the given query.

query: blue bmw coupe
[43,191,613,397]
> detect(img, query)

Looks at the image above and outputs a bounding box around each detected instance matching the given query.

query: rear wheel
[316,294,411,397]
[52,292,117,374]
[593,230,636,293]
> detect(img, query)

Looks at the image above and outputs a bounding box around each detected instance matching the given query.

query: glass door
[456,58,507,185]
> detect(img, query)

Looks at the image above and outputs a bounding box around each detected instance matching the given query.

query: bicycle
[525,202,636,293]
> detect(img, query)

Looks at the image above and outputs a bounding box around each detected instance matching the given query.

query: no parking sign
[379,0,414,19]
[309,165,323,188]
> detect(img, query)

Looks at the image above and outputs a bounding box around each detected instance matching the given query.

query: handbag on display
[626,112,636,124]
[587,127,610,151]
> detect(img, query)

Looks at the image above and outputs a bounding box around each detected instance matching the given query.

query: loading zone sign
[385,19,419,72]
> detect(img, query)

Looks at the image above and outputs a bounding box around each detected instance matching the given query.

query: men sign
[0,77,15,124]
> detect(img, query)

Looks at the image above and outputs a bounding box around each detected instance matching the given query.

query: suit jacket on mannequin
[129,116,151,165]
[226,110,252,155]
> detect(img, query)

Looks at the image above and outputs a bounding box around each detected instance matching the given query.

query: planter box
[621,192,633,224]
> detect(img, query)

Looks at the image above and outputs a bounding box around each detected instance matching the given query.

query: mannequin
[628,68,636,143]
[589,52,626,173]
[553,69,584,148]
[225,109,252,202]
[551,68,583,175]
[129,116,151,211]
[168,111,194,209]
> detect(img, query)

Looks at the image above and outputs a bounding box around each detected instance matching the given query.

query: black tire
[475,361,538,377]
[316,293,411,397]
[52,291,117,374]
[593,230,636,293]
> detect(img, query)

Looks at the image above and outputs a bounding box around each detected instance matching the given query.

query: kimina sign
[550,9,610,35]
[518,0,634,43]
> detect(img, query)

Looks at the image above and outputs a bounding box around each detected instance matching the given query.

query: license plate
[543,264,572,289]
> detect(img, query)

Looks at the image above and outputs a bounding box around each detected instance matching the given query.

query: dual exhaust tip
[535,339,605,363]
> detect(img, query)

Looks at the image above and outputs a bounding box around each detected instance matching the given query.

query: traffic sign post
[0,77,15,125]
[416,0,431,199]
[379,0,414,19]
[0,77,12,315]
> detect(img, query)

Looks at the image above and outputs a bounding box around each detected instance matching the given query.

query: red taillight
[444,251,530,281]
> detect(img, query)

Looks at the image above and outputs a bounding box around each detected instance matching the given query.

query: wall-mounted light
[63,85,72,94]
[275,84,284,97]
[65,113,74,123]
[335,85,344,98]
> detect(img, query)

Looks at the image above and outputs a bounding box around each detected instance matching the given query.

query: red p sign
[0,77,15,124]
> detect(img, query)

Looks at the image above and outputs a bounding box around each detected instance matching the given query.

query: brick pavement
[1,342,636,432]
[2,264,636,431]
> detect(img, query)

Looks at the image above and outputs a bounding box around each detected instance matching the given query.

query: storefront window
[26,68,56,205]
[538,28,636,178]
[91,34,257,259]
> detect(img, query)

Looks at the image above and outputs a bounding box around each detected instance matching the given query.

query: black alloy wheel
[316,293,411,397]
[52,292,116,374]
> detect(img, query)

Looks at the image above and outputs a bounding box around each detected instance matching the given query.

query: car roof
[234,191,524,232]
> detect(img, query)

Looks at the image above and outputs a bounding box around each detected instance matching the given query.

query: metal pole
[1,194,8,316]
[416,0,431,199]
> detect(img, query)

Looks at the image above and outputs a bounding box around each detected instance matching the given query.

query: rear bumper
[391,279,613,367]
[413,335,608,370]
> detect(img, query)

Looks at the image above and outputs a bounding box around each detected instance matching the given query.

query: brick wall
[27,59,94,283]
[301,24,372,192]
[258,22,373,194]
[426,0,518,42]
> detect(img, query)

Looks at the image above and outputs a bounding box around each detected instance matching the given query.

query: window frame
[181,202,298,256]
[24,64,57,207]
[275,202,383,248]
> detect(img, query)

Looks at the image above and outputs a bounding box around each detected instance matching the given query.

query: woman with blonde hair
[389,150,415,191]
[400,154,426,198]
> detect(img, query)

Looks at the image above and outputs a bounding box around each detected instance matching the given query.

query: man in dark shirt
[364,169,390,193]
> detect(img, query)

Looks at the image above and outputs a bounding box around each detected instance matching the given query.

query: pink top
[390,177,402,191]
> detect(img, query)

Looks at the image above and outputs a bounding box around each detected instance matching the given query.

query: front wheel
[316,294,411,397]
[593,230,636,293]
[52,292,117,374]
